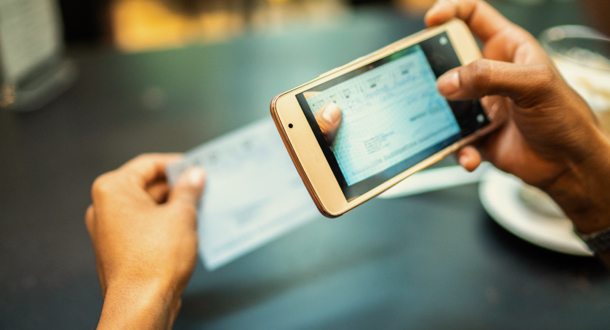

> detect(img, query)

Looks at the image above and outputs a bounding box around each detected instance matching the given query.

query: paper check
[166,119,319,270]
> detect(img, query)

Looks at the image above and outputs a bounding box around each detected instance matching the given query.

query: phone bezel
[271,19,498,217]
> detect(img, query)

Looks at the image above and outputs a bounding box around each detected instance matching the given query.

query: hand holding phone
[426,0,610,240]
[271,19,500,217]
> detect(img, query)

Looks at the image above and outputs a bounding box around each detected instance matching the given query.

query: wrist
[97,277,181,330]
[545,131,610,233]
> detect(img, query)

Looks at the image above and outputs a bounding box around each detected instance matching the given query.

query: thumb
[168,167,206,208]
[315,103,343,143]
[437,59,556,108]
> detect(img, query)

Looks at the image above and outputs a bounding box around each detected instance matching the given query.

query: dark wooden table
[1,2,609,329]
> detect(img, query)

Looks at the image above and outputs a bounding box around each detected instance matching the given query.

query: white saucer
[479,167,593,256]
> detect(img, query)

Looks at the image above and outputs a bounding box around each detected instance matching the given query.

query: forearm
[97,279,180,330]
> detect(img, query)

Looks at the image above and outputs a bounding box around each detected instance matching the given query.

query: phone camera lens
[288,123,293,128]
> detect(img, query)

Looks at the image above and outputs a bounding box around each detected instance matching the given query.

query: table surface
[2,2,609,329]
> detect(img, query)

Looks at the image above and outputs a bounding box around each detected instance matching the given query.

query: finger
[425,0,512,43]
[96,255,108,296]
[480,95,504,122]
[168,167,206,213]
[147,181,170,204]
[85,205,95,234]
[425,0,542,63]
[437,59,556,108]
[119,153,183,188]
[315,103,343,143]
[304,91,320,99]
[456,145,482,172]
[84,205,108,294]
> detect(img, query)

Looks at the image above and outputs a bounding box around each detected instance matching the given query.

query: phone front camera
[288,123,293,128]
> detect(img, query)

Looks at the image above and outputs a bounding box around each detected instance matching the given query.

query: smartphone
[270,19,498,217]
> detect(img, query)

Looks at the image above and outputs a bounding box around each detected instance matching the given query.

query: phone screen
[296,32,489,200]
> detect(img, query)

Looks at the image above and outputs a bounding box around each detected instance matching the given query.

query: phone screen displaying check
[296,32,489,200]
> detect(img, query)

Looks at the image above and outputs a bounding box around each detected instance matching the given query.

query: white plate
[479,167,593,256]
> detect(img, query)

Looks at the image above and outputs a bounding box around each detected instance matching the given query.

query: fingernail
[488,101,499,121]
[187,167,205,186]
[437,71,460,95]
[425,0,451,22]
[458,155,469,168]
[323,103,341,125]
[425,2,442,18]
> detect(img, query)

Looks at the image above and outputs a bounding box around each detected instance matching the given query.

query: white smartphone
[270,19,499,217]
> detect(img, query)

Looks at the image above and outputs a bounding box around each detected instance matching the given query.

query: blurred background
[55,0,609,51]
[62,0,441,51]
[4,0,609,109]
